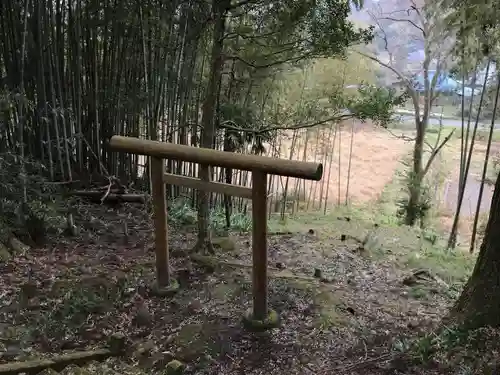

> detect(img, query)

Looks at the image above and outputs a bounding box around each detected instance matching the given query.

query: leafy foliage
[0,151,65,244]
[441,0,500,66]
[395,167,433,227]
[347,85,407,127]
[232,0,374,69]
[168,198,252,234]
[1,85,68,244]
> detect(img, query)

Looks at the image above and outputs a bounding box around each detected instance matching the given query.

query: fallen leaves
[0,202,467,374]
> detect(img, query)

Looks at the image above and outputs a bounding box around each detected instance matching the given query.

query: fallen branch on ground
[0,334,128,375]
[71,190,145,203]
[0,349,116,375]
[190,254,317,281]
[333,353,393,372]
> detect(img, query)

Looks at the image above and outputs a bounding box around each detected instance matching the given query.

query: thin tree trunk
[337,122,342,206]
[452,60,479,246]
[18,0,30,203]
[323,124,338,214]
[345,119,355,205]
[405,118,425,226]
[194,0,229,254]
[448,60,492,248]
[469,73,500,252]
[280,130,299,220]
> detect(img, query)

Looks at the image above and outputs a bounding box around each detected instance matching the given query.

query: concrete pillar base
[242,308,280,331]
[150,279,179,297]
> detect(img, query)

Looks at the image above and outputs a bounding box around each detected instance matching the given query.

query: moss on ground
[272,213,471,279]
[211,236,237,252]
[313,289,346,328]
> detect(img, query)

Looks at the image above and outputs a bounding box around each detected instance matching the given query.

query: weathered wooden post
[251,170,268,322]
[149,157,171,289]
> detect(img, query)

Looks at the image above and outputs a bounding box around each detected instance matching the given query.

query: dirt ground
[276,123,412,205]
[0,202,485,375]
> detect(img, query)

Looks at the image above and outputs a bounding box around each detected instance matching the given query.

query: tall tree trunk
[405,119,425,226]
[194,0,228,254]
[404,30,441,227]
[449,169,500,328]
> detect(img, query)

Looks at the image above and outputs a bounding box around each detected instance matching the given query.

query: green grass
[402,245,473,283]
[269,205,475,284]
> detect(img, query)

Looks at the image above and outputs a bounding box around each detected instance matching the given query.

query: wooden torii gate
[109,135,323,329]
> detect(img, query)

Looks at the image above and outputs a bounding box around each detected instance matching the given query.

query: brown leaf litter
[0,202,493,375]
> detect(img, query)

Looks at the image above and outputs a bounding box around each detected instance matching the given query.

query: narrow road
[396,113,499,129]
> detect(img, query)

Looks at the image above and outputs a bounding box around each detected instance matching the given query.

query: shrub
[168,197,252,235]
[0,152,65,245]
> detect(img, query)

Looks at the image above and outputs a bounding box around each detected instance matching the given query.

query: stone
[187,300,203,314]
[151,351,175,370]
[212,237,236,252]
[0,243,11,262]
[134,340,156,356]
[133,306,153,327]
[166,359,184,375]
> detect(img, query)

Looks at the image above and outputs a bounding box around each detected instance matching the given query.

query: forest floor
[2,199,498,375]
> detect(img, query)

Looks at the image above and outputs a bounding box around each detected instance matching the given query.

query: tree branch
[219,114,354,135]
[225,22,302,41]
[383,127,416,142]
[355,51,410,87]
[423,128,455,176]
[409,0,426,33]
[226,51,314,69]
[378,16,424,34]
